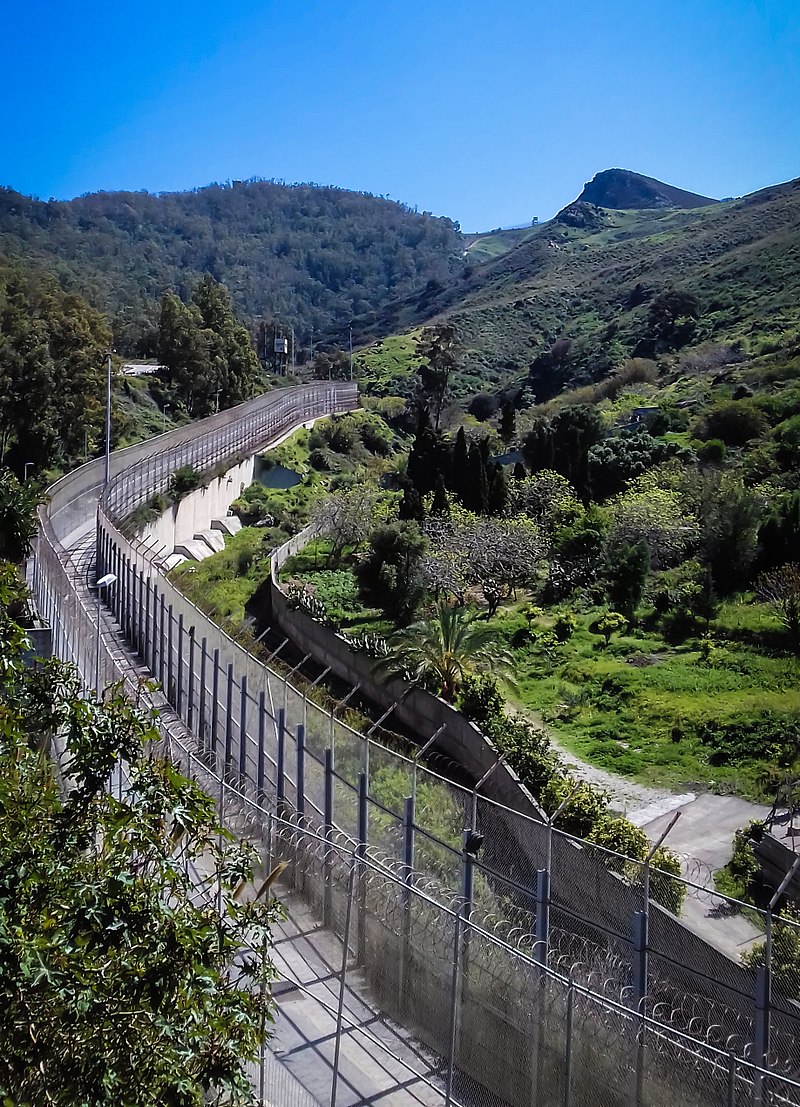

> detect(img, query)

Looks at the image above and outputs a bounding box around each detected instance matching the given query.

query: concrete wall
[142,455,255,552]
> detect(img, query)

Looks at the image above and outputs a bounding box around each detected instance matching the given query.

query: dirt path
[511,704,696,824]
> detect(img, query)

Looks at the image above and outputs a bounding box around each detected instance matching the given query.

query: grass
[354,332,423,397]
[492,601,800,799]
[170,525,285,620]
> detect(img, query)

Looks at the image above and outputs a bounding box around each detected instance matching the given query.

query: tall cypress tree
[464,443,489,514]
[450,425,469,502]
[407,410,441,496]
[488,464,508,516]
[430,475,450,517]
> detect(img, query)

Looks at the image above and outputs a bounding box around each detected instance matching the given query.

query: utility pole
[291,327,295,373]
[104,351,112,487]
[349,325,353,381]
[309,324,314,366]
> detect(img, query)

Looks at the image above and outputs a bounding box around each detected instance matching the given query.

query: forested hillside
[0,180,462,354]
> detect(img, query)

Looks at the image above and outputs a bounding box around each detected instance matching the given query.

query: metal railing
[34,382,800,1106]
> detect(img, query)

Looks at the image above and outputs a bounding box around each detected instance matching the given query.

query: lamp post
[215,388,222,414]
[23,461,34,482]
[94,572,117,692]
[104,351,112,487]
[163,405,170,433]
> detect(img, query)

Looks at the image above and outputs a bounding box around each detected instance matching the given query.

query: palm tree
[375,602,512,701]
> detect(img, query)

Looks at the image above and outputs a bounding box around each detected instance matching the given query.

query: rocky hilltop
[577,168,718,209]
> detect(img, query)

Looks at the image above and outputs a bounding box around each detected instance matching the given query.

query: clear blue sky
[2,0,798,230]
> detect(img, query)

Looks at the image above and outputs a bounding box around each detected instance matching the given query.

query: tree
[757,564,800,645]
[0,565,281,1104]
[356,520,426,623]
[594,610,628,646]
[158,276,261,416]
[499,403,516,444]
[697,475,761,595]
[450,425,469,503]
[0,468,42,564]
[311,487,376,563]
[758,492,800,572]
[423,512,545,615]
[430,475,450,517]
[487,463,508,516]
[375,601,512,700]
[406,409,446,497]
[608,483,698,570]
[522,405,604,498]
[463,442,489,514]
[415,322,460,431]
[605,539,650,621]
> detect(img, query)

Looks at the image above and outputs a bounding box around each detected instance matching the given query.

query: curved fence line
[34,381,800,1106]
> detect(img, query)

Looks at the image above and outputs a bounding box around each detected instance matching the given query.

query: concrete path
[642,794,771,960]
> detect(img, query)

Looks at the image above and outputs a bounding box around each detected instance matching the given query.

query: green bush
[698,438,727,463]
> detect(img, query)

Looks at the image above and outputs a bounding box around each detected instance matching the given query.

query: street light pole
[349,325,353,381]
[215,388,222,414]
[163,405,170,433]
[104,351,112,487]
[94,572,117,692]
[23,461,34,482]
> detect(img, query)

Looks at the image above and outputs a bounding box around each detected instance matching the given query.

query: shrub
[697,438,727,463]
[553,611,577,641]
[698,400,768,447]
[168,465,202,499]
[459,674,505,725]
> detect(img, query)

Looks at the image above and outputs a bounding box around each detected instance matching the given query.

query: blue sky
[2,0,798,230]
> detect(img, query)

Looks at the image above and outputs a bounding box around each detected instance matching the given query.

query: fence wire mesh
[32,381,800,1107]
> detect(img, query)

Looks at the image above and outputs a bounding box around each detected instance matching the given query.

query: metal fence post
[239,674,248,781]
[277,708,286,808]
[167,604,175,703]
[176,612,184,715]
[356,771,368,960]
[224,663,235,774]
[399,794,415,1004]
[531,867,550,1106]
[187,627,195,728]
[199,636,208,741]
[329,854,357,1107]
[323,747,334,926]
[564,977,575,1107]
[445,905,463,1107]
[158,593,166,687]
[632,908,648,1107]
[211,648,221,758]
[296,724,306,822]
[257,690,266,799]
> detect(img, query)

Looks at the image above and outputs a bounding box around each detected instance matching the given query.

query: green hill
[0,179,462,354]
[351,175,800,399]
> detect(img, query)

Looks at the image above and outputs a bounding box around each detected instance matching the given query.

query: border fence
[34,382,800,1106]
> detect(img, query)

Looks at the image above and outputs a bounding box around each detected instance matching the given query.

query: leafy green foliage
[0,468,42,564]
[0,266,111,471]
[357,521,426,623]
[0,568,281,1105]
[158,275,262,416]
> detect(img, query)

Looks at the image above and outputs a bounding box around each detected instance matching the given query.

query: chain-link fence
[33,382,800,1106]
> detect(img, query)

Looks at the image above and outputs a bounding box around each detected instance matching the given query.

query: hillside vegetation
[0,179,462,353]
[351,176,800,397]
